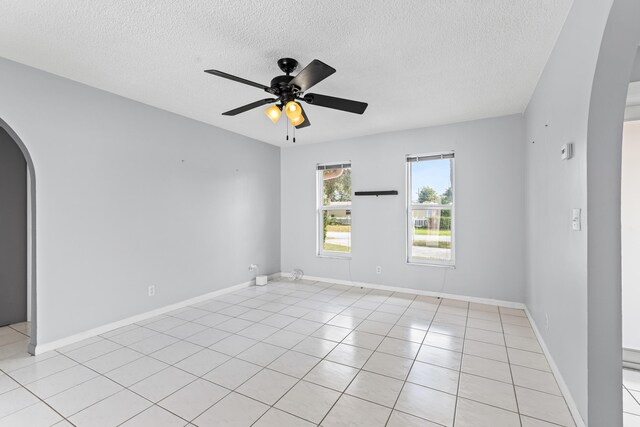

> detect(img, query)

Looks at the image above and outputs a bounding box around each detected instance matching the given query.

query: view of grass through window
[320,167,351,254]
[408,155,454,263]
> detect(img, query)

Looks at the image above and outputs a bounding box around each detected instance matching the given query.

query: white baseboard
[623,347,640,370]
[34,273,279,355]
[524,307,586,427]
[283,273,526,309]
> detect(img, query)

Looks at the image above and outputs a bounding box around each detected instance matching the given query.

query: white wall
[523,0,640,423]
[622,120,640,351]
[281,115,526,303]
[523,1,608,421]
[0,57,281,347]
[631,47,640,82]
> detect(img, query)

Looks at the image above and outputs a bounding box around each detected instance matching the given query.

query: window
[317,162,351,257]
[406,152,455,265]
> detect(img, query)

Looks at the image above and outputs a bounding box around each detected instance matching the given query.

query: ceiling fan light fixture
[289,114,305,127]
[205,58,368,136]
[265,105,282,123]
[285,101,302,120]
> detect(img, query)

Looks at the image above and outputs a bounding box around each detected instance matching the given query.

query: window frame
[316,162,352,259]
[406,152,456,267]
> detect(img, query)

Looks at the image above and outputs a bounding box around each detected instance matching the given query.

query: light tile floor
[0,279,578,426]
[624,368,640,426]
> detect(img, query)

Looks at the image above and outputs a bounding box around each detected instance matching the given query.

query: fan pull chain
[293,126,296,143]
[286,120,289,141]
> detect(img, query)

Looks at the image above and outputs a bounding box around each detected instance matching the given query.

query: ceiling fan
[204,58,368,131]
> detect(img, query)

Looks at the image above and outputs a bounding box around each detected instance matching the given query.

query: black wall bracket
[354,190,398,197]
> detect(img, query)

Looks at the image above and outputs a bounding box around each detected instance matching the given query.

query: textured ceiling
[0,1,573,146]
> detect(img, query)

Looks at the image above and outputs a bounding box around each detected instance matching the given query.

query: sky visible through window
[411,159,452,202]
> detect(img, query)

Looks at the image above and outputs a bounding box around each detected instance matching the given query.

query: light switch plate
[572,208,581,231]
[561,143,573,160]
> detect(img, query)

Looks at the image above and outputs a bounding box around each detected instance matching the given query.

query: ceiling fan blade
[295,106,311,129]
[205,69,275,93]
[289,60,336,92]
[303,93,368,114]
[222,98,278,116]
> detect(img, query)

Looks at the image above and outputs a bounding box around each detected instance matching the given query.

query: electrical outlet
[572,209,581,231]
[248,264,258,272]
[376,266,382,274]
[148,285,156,297]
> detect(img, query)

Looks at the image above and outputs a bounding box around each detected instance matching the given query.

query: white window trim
[317,162,352,258]
[406,152,456,267]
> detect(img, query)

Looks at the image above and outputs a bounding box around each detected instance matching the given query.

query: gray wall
[0,57,281,346]
[523,0,622,423]
[586,0,640,423]
[631,47,640,83]
[281,115,526,303]
[0,127,27,326]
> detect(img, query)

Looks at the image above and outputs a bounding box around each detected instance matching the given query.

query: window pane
[411,159,453,205]
[411,208,452,261]
[322,168,352,206]
[323,210,351,253]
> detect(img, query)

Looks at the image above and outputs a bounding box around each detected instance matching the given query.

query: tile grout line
[117,281,347,426]
[268,290,424,424]
[626,382,640,408]
[1,283,323,425]
[450,300,470,426]
[0,336,570,424]
[1,356,79,426]
[1,313,559,424]
[68,281,336,426]
[381,295,445,427]
[248,283,401,426]
[315,291,420,427]
[500,306,525,427]
[116,280,376,426]
[254,286,397,426]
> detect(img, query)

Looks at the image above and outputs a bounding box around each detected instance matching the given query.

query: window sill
[406,260,456,269]
[317,253,352,260]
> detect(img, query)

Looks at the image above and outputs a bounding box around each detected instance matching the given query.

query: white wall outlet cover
[572,208,581,231]
[561,143,573,160]
[376,266,382,274]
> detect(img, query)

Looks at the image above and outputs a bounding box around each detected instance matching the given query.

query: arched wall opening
[0,117,37,354]
[587,0,640,423]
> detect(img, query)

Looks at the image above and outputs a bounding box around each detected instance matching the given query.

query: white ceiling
[0,1,573,146]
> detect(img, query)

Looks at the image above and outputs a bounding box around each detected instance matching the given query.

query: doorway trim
[0,118,37,354]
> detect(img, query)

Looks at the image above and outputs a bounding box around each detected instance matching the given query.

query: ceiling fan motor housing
[270,75,298,103]
[277,58,298,75]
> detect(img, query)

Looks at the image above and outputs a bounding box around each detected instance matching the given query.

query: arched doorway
[0,118,37,355]
[586,0,640,424]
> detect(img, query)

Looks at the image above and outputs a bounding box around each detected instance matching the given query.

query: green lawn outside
[323,243,351,252]
[326,225,351,232]
[326,225,450,236]
[414,228,451,236]
[412,240,452,249]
